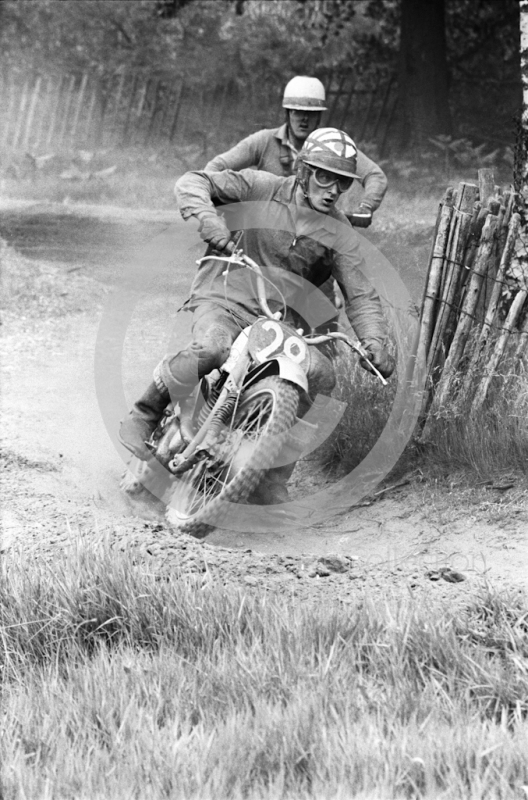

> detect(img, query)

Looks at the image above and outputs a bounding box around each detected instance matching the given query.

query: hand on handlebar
[347,203,373,229]
[360,342,395,379]
[197,213,233,252]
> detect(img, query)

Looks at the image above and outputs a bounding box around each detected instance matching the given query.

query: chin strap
[295,163,317,211]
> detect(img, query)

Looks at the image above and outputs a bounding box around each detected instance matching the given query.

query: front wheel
[166,376,300,537]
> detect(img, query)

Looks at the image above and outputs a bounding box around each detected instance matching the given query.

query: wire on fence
[417,171,527,437]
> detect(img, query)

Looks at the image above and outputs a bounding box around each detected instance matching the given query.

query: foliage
[0,0,181,75]
[0,0,382,84]
[428,135,503,173]
[2,0,516,84]
[446,0,519,83]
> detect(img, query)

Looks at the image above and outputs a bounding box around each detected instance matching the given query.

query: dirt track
[1,201,527,606]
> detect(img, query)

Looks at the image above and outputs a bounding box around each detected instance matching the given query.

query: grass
[418,351,528,480]
[1,545,528,799]
[422,407,528,481]
[314,343,399,476]
[319,342,528,483]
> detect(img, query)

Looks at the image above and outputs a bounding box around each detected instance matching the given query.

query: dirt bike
[121,248,387,538]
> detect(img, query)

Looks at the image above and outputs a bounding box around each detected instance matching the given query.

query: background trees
[0,0,520,156]
[396,0,452,148]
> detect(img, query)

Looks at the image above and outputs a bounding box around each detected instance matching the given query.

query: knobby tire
[165,376,300,538]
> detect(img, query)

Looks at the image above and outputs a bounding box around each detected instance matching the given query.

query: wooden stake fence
[418,168,527,439]
[0,68,397,157]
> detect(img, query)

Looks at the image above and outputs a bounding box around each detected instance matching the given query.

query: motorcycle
[121,247,387,538]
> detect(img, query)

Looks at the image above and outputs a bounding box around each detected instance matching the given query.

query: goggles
[309,166,354,193]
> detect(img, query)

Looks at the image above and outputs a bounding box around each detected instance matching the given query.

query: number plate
[248,319,310,369]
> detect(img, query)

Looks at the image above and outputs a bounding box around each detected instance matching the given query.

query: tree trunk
[518,0,528,213]
[396,0,452,150]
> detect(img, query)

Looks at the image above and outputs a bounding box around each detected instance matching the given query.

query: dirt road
[1,201,527,607]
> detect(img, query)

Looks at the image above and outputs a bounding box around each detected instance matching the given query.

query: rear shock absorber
[198,390,240,455]
[206,391,238,437]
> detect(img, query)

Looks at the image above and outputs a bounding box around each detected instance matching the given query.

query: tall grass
[421,356,528,479]
[314,343,400,476]
[319,340,528,482]
[2,546,528,799]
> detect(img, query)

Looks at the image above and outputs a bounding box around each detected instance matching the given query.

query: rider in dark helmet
[294,127,361,212]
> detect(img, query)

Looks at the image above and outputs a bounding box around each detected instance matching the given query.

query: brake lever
[348,341,388,386]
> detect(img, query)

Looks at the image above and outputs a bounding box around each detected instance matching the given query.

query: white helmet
[282,76,327,111]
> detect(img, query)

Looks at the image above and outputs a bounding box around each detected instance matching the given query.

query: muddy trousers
[155,303,336,402]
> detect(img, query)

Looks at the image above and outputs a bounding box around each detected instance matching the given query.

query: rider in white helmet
[295,127,360,211]
[280,75,327,153]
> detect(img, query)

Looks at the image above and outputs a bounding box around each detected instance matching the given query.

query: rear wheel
[166,376,300,537]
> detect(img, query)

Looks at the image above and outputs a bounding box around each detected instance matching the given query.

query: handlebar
[196,248,282,321]
[196,247,388,385]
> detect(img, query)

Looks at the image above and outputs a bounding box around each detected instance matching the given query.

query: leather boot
[119,381,170,460]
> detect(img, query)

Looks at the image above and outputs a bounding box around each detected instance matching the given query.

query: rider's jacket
[175,169,389,349]
[204,124,388,212]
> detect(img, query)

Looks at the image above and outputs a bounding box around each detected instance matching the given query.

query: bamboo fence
[418,168,527,440]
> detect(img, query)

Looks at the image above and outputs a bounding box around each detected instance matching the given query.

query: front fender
[244,356,309,393]
[274,356,309,392]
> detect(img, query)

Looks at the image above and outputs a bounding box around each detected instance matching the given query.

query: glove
[197,213,232,252]
[348,203,373,228]
[360,342,395,379]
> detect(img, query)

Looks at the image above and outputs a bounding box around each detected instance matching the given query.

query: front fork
[167,350,251,475]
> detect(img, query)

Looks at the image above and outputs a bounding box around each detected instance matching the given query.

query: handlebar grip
[230,231,244,251]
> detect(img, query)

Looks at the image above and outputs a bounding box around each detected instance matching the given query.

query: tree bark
[396,0,452,150]
[518,0,528,210]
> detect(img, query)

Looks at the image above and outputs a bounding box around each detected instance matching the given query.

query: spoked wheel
[166,376,300,538]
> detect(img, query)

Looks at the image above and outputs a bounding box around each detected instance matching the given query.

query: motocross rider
[119,128,395,505]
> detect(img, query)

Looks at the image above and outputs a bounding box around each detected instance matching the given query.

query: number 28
[255,321,307,364]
